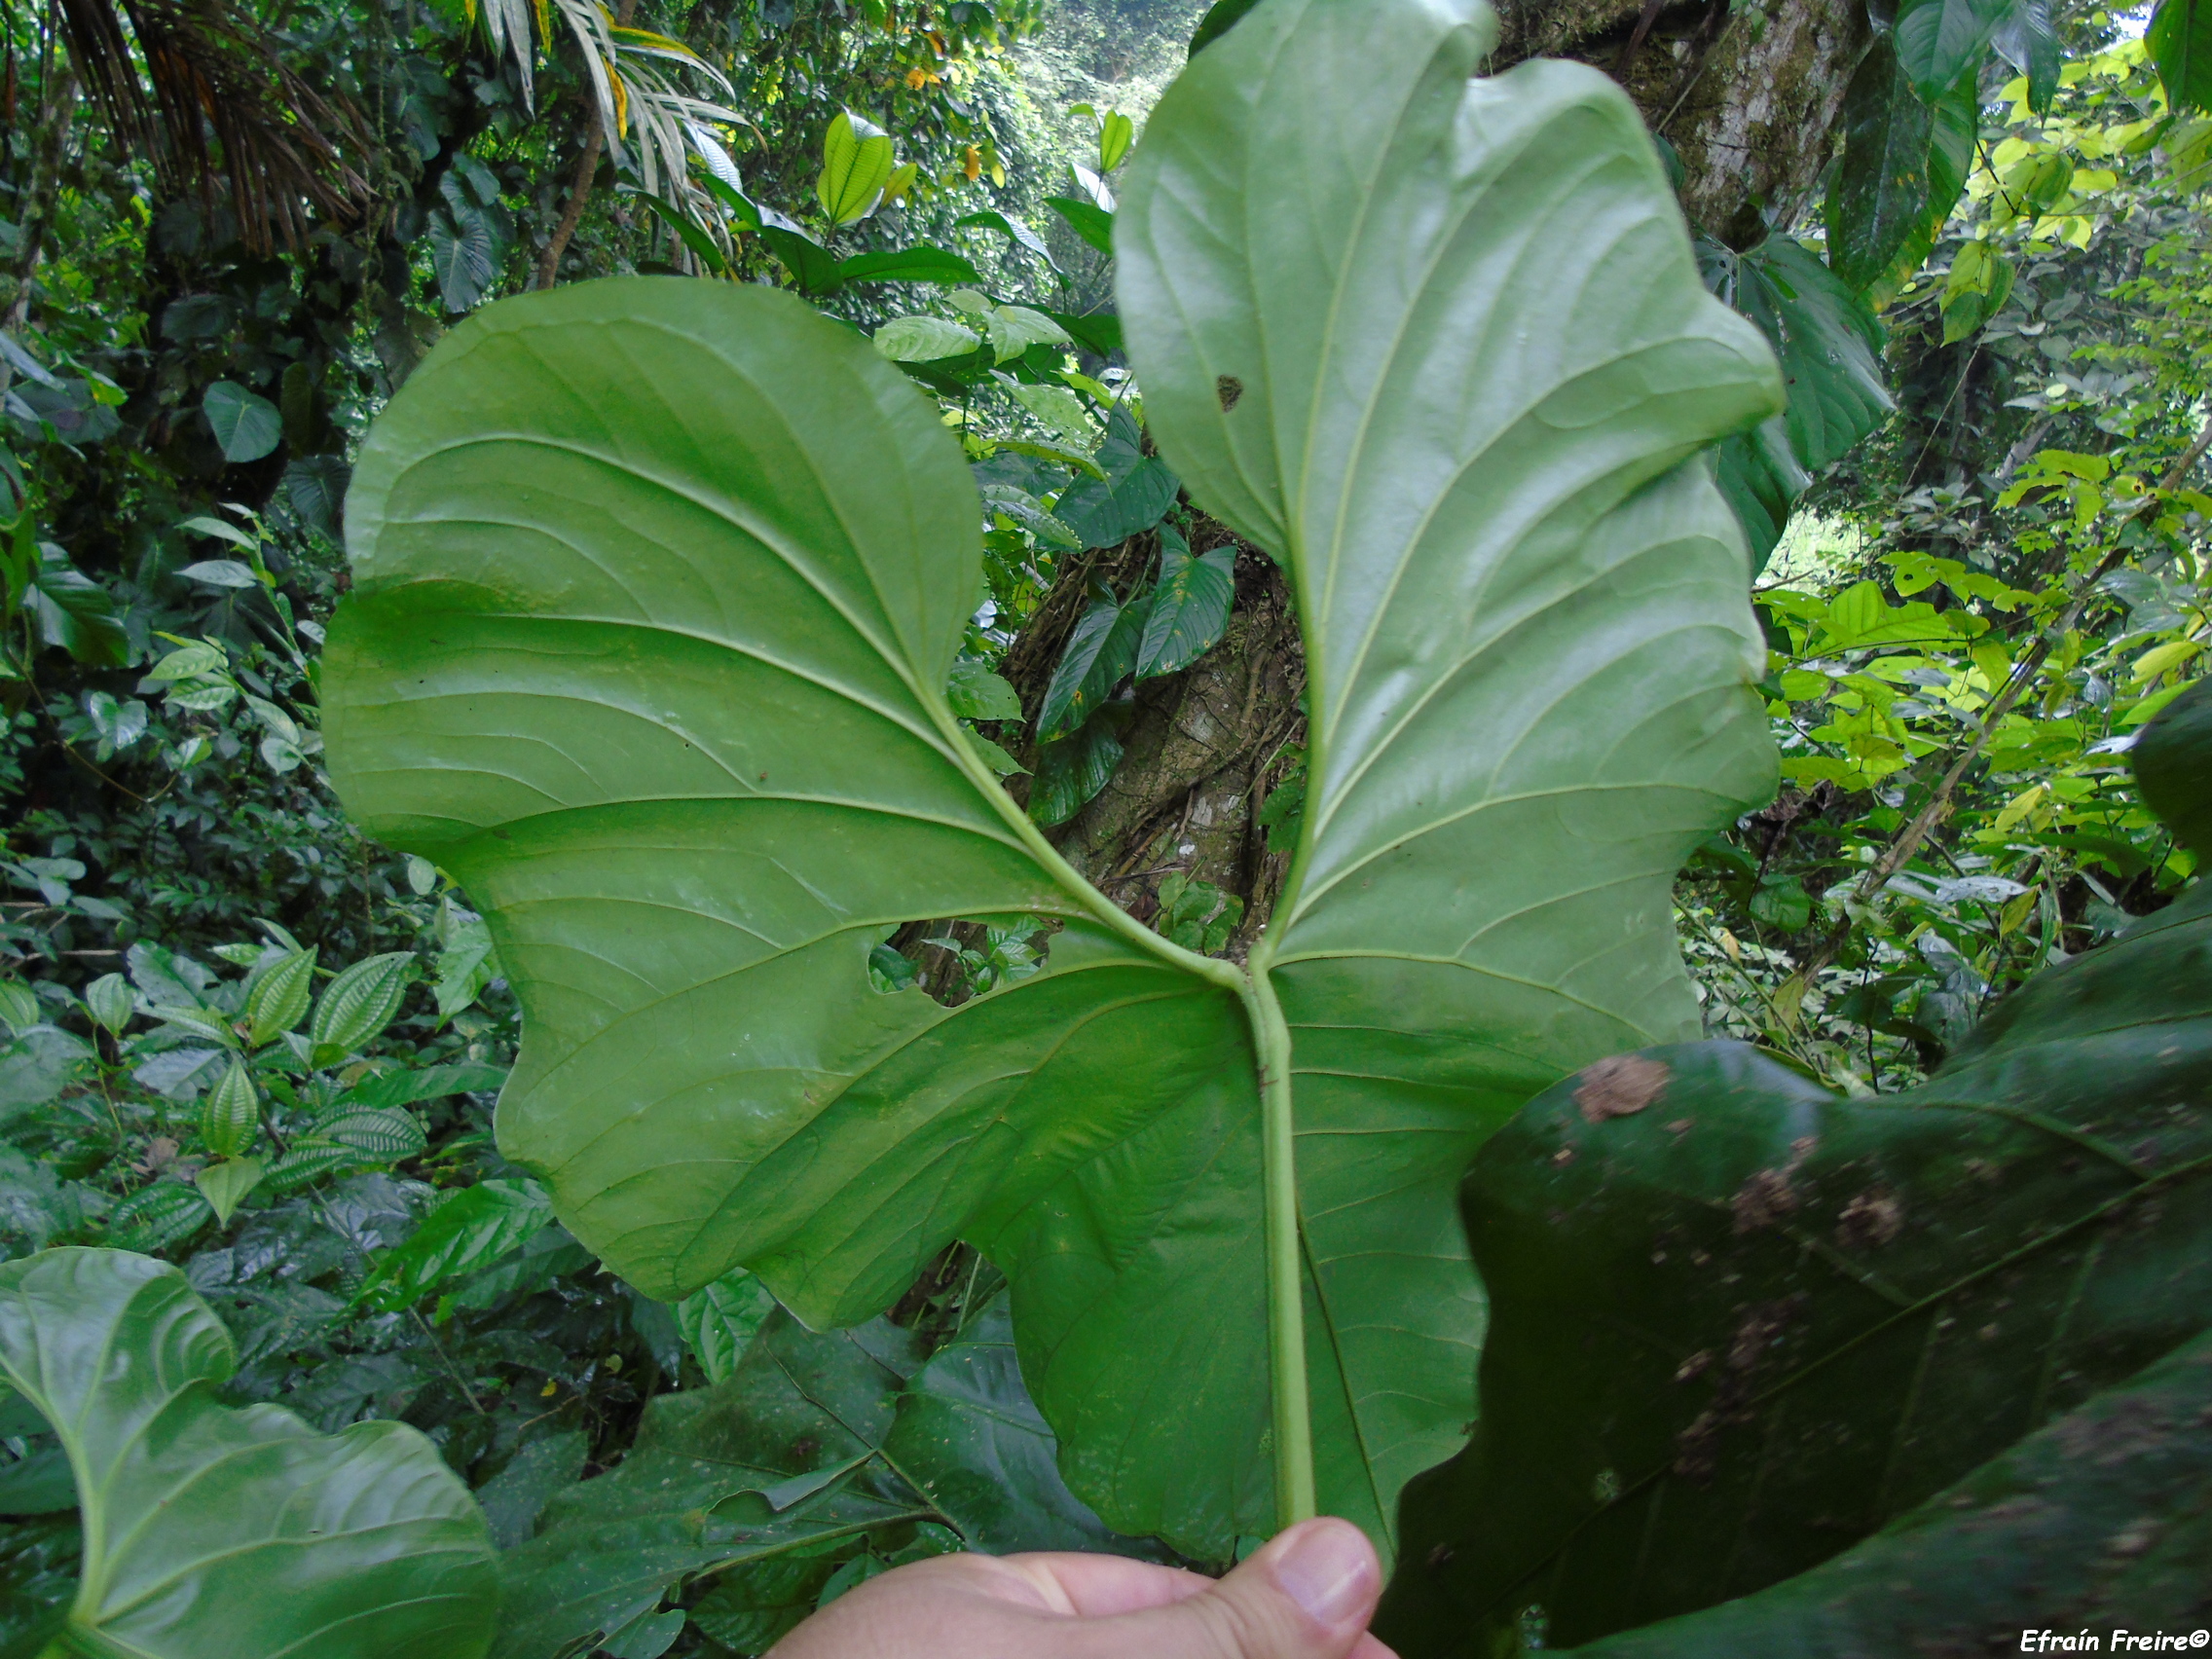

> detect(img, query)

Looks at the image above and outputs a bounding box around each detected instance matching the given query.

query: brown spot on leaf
[1216,374,1243,412]
[1674,1299,1804,1482]
[1576,1054,1670,1124]
[1835,1187,1903,1250]
[1732,1136,1818,1235]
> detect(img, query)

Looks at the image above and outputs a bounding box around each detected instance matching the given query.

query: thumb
[1110,1517,1391,1659]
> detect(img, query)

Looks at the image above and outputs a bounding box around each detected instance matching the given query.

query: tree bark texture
[1489,0,1868,243]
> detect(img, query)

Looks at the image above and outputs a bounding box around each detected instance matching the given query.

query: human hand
[767,1516,1399,1659]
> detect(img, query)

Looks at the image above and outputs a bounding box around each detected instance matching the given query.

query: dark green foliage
[1382,689,2212,1653]
[1564,1330,2212,1653]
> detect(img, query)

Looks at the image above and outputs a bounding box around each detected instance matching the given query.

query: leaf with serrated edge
[0,1248,496,1658]
[324,0,1780,1563]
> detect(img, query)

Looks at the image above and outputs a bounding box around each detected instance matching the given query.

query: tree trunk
[994,0,1867,940]
[1488,0,1868,244]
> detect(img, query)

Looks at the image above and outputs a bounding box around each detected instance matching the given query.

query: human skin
[768,1515,1400,1659]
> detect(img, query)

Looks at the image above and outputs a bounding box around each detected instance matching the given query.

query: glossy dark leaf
[2136,679,2211,845]
[1048,309,1123,357]
[1713,421,1808,574]
[1024,709,1125,826]
[0,1248,497,1659]
[760,226,844,295]
[353,1178,550,1311]
[1051,406,1178,548]
[1190,0,1263,53]
[1825,38,1933,291]
[1893,0,2011,99]
[1045,196,1115,255]
[636,193,730,277]
[1038,588,1150,738]
[2152,0,2212,112]
[838,246,983,285]
[1564,1331,2212,1654]
[1991,0,2062,112]
[24,551,128,667]
[1136,530,1235,678]
[1382,694,2212,1652]
[1704,236,1890,474]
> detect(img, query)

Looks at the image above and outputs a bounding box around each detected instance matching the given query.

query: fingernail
[1269,1519,1379,1630]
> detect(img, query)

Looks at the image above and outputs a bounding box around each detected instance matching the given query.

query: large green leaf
[0,1247,497,1659]
[1825,37,1936,292]
[1702,236,1889,475]
[1893,0,2012,100]
[1699,235,1890,563]
[2151,0,2212,113]
[1118,0,1779,1545]
[1380,689,2212,1652]
[1562,1329,2212,1654]
[324,0,1781,1566]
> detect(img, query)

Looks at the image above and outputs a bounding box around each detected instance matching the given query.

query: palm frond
[59,0,373,252]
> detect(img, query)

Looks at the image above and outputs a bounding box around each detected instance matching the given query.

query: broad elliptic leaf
[1825,37,1935,292]
[838,246,982,286]
[1561,1330,2212,1654]
[326,0,1782,1564]
[1701,236,1890,475]
[1893,0,2011,100]
[1051,405,1177,548]
[1136,531,1236,679]
[0,1248,497,1659]
[202,381,282,463]
[1381,688,2212,1652]
[2151,0,2212,113]
[817,112,896,226]
[1119,0,1779,1553]
[873,315,984,362]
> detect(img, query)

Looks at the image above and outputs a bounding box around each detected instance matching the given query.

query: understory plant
[319,0,1784,1562]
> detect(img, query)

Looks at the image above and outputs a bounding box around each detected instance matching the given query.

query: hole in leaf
[870,915,1057,1009]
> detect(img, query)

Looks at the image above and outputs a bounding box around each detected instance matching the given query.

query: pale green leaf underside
[1119,0,1783,1539]
[328,0,1783,1558]
[0,1248,495,1659]
[324,283,1278,1553]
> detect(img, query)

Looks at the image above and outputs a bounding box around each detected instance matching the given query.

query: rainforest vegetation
[0,0,2207,1648]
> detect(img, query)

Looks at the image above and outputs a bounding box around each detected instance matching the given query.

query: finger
[993,1551,1218,1617]
[1086,1516,1389,1659]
